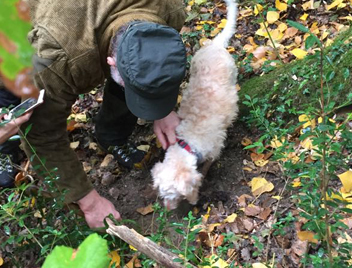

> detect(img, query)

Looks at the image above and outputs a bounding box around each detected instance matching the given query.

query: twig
[106,219,196,268]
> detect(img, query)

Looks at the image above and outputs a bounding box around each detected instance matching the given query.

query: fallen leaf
[89,142,98,150]
[326,0,344,10]
[213,234,225,247]
[254,159,269,167]
[254,4,263,16]
[100,154,114,168]
[292,239,308,256]
[267,11,280,24]
[297,231,319,244]
[245,204,262,217]
[70,141,80,150]
[224,213,237,223]
[137,145,150,152]
[249,177,274,196]
[300,13,309,21]
[217,19,227,29]
[275,0,287,11]
[74,113,87,122]
[338,170,352,192]
[302,0,314,10]
[203,254,229,268]
[136,204,154,216]
[238,194,252,207]
[108,250,120,268]
[258,207,272,221]
[241,137,252,146]
[291,48,308,59]
[0,257,3,266]
[250,153,265,162]
[125,254,138,268]
[252,263,268,268]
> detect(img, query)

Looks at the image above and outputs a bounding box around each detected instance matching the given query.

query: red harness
[176,138,203,164]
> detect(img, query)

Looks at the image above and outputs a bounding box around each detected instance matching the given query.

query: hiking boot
[108,142,146,169]
[0,153,18,187]
[0,139,21,188]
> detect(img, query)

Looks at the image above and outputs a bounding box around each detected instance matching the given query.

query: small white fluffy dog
[152,0,239,209]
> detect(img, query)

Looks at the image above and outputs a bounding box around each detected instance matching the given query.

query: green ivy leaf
[42,234,110,268]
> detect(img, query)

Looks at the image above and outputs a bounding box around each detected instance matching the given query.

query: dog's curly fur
[152,0,239,209]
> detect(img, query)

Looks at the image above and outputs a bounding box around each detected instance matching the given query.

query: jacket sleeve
[164,0,187,32]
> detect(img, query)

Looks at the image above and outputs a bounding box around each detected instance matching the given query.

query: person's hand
[153,111,181,150]
[77,189,121,229]
[0,112,32,144]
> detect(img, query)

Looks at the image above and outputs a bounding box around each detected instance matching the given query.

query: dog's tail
[212,0,238,48]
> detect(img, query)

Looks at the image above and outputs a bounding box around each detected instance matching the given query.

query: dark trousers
[0,88,21,154]
[21,74,137,203]
[94,78,138,148]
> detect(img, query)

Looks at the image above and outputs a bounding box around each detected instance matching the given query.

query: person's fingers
[166,129,177,146]
[154,125,167,150]
[113,210,121,220]
[13,111,32,126]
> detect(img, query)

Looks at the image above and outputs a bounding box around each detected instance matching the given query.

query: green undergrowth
[239,26,352,116]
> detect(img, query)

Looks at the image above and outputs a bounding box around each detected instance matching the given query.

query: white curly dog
[152,0,239,209]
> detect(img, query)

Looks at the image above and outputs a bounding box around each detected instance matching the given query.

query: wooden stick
[106,219,196,268]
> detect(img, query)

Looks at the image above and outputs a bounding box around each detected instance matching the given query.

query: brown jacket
[28,0,186,95]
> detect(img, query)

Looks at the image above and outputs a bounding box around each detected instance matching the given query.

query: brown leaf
[136,204,154,216]
[242,218,254,232]
[297,231,318,244]
[237,194,253,207]
[245,205,262,217]
[213,234,225,247]
[258,207,272,221]
[250,152,265,162]
[291,239,308,257]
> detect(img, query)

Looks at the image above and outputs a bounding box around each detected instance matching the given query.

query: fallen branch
[106,218,196,268]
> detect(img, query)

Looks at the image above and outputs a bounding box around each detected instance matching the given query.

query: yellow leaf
[136,204,154,216]
[189,0,194,6]
[325,38,334,47]
[74,113,87,122]
[277,22,288,33]
[270,136,283,148]
[292,181,302,187]
[249,177,274,196]
[272,195,282,200]
[338,170,352,192]
[267,11,280,24]
[326,0,344,10]
[224,213,237,223]
[300,13,309,21]
[108,250,121,268]
[291,48,308,59]
[275,0,287,11]
[254,159,269,167]
[129,245,137,251]
[298,231,319,244]
[340,15,352,21]
[301,137,313,150]
[217,19,227,29]
[254,4,263,15]
[195,25,203,30]
[252,263,268,268]
[204,207,211,220]
[302,0,314,10]
[0,257,3,266]
[321,31,329,40]
[204,254,229,268]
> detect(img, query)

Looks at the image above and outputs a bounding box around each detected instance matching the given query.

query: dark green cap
[116,22,186,120]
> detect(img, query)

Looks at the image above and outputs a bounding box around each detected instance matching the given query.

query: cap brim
[124,82,179,120]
